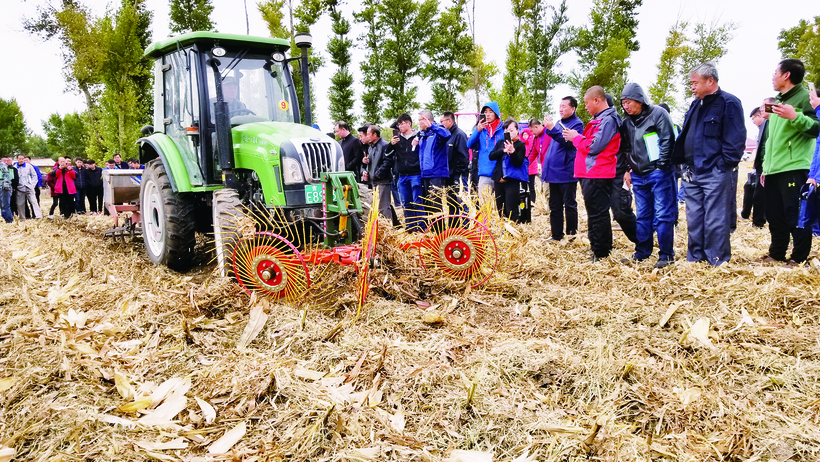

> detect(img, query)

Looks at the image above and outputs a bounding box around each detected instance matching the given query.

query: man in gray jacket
[620,83,677,268]
[15,154,42,219]
[363,125,396,221]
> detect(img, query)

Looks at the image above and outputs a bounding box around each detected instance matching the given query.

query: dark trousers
[495,179,521,223]
[58,192,75,218]
[765,170,811,262]
[729,167,738,232]
[581,178,614,259]
[684,167,732,265]
[87,186,104,213]
[422,177,446,216]
[75,187,87,213]
[741,171,766,227]
[610,174,637,243]
[548,182,578,240]
[50,194,60,215]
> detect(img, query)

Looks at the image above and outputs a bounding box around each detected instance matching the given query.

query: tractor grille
[301,141,334,181]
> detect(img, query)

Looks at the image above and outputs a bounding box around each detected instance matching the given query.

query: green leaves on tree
[169,0,215,33]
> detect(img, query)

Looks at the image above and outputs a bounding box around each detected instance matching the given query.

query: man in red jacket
[562,86,622,261]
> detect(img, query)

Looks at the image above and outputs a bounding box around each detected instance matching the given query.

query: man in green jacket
[761,58,820,265]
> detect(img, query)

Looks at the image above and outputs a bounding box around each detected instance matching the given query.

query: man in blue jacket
[468,102,505,202]
[672,62,746,265]
[416,109,451,214]
[542,96,583,241]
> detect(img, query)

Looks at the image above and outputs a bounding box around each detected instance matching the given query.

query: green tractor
[136,31,367,300]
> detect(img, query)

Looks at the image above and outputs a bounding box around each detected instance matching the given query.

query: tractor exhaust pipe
[295,32,312,127]
[207,56,237,186]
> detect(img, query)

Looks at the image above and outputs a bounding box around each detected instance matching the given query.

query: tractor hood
[232,121,333,148]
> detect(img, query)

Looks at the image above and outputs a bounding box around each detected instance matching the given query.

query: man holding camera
[468,102,505,201]
[760,58,820,265]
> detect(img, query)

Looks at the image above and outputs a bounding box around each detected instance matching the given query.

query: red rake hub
[251,250,288,293]
[439,235,477,271]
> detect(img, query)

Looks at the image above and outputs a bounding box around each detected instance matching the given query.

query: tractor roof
[145,32,290,58]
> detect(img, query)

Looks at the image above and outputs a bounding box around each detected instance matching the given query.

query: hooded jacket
[620,83,676,176]
[542,114,583,183]
[417,122,451,179]
[572,107,621,179]
[763,84,820,176]
[467,102,506,177]
[672,88,746,174]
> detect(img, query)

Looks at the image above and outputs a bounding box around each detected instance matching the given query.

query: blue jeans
[632,168,676,261]
[0,188,12,223]
[398,174,424,232]
[684,167,732,265]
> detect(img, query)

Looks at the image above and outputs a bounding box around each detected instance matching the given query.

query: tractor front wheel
[140,159,196,270]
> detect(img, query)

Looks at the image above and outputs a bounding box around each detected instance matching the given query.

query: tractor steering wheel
[231,108,256,116]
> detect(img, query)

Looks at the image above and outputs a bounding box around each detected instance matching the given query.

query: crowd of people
[339,59,820,268]
[2,58,819,270]
[0,153,143,222]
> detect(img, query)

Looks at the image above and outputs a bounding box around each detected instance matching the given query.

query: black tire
[212,188,245,277]
[140,159,196,270]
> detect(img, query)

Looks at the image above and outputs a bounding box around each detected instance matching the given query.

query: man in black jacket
[620,83,677,268]
[606,94,638,244]
[73,157,87,214]
[440,112,470,190]
[335,121,364,182]
[84,160,104,213]
[741,99,774,228]
[388,114,422,231]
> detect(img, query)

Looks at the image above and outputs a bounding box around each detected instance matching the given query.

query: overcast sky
[2,0,817,141]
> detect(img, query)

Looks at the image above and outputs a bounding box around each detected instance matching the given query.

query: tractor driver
[212,76,251,119]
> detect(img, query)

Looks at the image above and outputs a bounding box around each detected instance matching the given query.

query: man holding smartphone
[387,114,423,231]
[562,86,622,261]
[468,102,505,202]
[760,58,820,266]
[542,96,583,242]
[415,110,451,215]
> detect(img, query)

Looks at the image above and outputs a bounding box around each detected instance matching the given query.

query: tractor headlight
[282,157,304,184]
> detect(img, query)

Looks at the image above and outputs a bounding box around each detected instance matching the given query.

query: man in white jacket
[15,154,42,219]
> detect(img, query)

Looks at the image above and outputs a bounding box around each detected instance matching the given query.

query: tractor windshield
[206,52,296,125]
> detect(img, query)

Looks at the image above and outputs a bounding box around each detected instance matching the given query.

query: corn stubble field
[1,172,820,462]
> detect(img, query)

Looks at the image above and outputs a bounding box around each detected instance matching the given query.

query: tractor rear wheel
[140,159,196,270]
[212,188,245,277]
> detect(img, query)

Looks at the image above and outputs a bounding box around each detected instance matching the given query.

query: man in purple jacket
[542,96,584,241]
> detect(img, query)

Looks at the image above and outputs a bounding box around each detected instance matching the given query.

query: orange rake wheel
[418,215,498,287]
[232,231,310,302]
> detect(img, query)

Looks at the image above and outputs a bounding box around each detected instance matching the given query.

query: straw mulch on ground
[2,172,820,462]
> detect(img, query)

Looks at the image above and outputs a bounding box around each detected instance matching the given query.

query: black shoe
[654,259,673,269]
